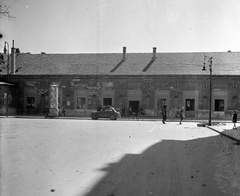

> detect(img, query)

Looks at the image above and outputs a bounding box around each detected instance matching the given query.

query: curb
[206,126,240,145]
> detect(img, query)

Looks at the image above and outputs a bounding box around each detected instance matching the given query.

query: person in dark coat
[97,105,102,111]
[122,106,125,117]
[139,106,145,116]
[128,106,132,116]
[139,106,146,120]
[161,105,167,124]
[62,107,65,117]
[232,110,238,129]
[179,108,184,125]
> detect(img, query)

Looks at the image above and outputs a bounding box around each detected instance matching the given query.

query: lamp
[202,62,206,71]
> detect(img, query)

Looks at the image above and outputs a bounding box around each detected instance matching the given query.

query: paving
[0,117,240,196]
[3,115,240,142]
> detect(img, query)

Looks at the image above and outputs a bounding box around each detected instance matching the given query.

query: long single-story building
[0,47,240,118]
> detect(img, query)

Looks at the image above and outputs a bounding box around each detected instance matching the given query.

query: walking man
[161,105,167,124]
[232,110,238,129]
[62,107,65,117]
[179,108,184,125]
[122,106,125,117]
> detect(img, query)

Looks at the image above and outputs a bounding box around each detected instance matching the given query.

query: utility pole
[203,56,213,126]
[3,41,10,117]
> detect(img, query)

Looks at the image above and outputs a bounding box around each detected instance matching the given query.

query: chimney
[123,47,126,61]
[152,47,157,60]
[110,47,126,72]
[142,47,157,72]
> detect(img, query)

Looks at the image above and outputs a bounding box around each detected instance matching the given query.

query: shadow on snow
[81,131,240,196]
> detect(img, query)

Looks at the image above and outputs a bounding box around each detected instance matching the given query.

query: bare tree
[0,1,13,19]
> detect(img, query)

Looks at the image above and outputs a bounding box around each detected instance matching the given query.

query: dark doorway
[129,101,139,114]
[215,99,224,111]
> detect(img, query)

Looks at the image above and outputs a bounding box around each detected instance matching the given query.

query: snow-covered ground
[0,118,239,196]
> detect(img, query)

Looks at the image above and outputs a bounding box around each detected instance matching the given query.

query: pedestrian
[58,105,62,116]
[232,110,238,129]
[122,106,125,117]
[97,105,102,111]
[62,107,65,117]
[139,106,146,120]
[161,105,167,124]
[179,108,184,124]
[128,106,132,116]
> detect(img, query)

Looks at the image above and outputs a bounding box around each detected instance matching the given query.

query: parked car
[91,105,121,120]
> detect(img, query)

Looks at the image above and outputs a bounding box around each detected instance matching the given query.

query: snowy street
[1,118,240,196]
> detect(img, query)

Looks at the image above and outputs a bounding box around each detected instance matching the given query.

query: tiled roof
[4,52,240,76]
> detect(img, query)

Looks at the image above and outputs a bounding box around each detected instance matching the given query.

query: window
[66,99,71,107]
[215,99,224,111]
[77,97,86,109]
[202,83,208,88]
[173,83,179,88]
[185,99,195,111]
[27,97,35,108]
[103,98,112,106]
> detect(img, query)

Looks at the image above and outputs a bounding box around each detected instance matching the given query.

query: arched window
[173,96,178,109]
[232,96,238,109]
[202,96,208,109]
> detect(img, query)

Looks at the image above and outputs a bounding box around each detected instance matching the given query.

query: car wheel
[110,115,116,120]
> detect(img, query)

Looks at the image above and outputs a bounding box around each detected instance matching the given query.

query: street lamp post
[202,56,213,126]
[3,41,10,117]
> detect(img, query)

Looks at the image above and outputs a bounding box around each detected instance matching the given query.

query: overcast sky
[1,0,240,54]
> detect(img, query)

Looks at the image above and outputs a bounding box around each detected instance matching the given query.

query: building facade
[1,48,240,118]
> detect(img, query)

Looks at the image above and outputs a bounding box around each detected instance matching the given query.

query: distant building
[1,47,240,118]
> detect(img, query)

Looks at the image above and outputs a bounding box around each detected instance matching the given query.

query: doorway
[157,98,167,117]
[129,101,139,114]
